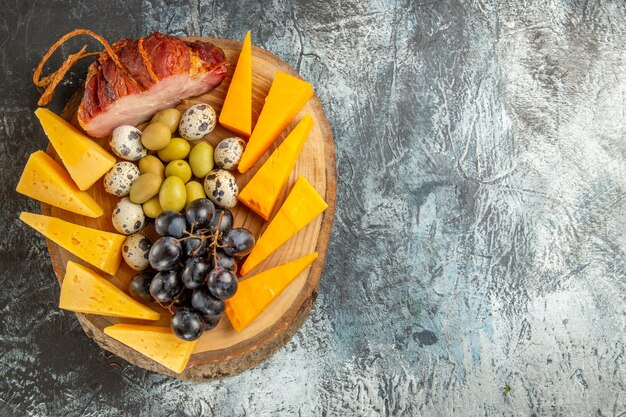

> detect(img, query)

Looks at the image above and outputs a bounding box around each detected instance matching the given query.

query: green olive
[129,173,163,204]
[138,155,165,179]
[159,176,187,212]
[188,142,214,178]
[185,181,207,209]
[157,138,190,162]
[142,196,164,218]
[141,122,171,150]
[152,108,182,133]
[165,159,192,183]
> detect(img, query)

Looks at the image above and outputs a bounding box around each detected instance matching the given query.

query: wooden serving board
[40,37,336,380]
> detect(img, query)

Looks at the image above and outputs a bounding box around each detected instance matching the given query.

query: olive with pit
[165,160,192,183]
[185,181,207,209]
[142,196,164,218]
[141,122,171,151]
[157,138,190,162]
[152,108,182,133]
[159,176,187,212]
[188,142,214,178]
[138,155,165,179]
[129,173,163,204]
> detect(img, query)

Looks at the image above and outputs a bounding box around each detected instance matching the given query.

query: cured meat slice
[34,30,228,138]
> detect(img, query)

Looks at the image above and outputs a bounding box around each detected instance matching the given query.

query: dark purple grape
[191,288,225,318]
[149,270,182,303]
[155,211,187,238]
[171,308,204,341]
[207,267,238,300]
[149,236,181,271]
[181,257,210,290]
[211,250,237,273]
[185,198,214,229]
[203,314,221,330]
[172,288,193,307]
[209,208,233,233]
[128,271,154,302]
[181,237,208,257]
[222,228,255,257]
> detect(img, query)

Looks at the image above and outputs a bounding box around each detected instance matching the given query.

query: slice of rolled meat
[76,33,228,138]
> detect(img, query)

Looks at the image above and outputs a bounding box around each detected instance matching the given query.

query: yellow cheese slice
[104,324,196,374]
[20,212,124,275]
[226,252,318,331]
[60,261,159,320]
[16,151,103,218]
[35,108,116,190]
[238,114,313,221]
[219,31,252,137]
[240,177,327,276]
[238,71,313,173]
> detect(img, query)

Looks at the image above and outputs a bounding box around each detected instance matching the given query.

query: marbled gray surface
[1,0,625,415]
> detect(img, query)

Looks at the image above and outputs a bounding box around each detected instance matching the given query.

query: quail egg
[179,104,216,141]
[122,233,152,271]
[104,162,140,197]
[214,137,246,171]
[203,169,238,208]
[110,125,147,161]
[112,197,146,235]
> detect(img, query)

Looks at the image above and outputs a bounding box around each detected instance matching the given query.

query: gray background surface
[1,0,625,415]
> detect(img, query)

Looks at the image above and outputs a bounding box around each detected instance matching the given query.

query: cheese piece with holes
[16,151,103,218]
[35,108,116,190]
[240,177,327,276]
[19,212,125,275]
[238,114,313,221]
[60,261,159,320]
[226,252,318,331]
[237,71,313,173]
[104,324,197,374]
[219,31,252,137]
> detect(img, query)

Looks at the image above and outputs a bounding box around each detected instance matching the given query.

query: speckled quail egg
[203,169,238,208]
[179,104,216,141]
[104,162,140,197]
[122,233,152,271]
[214,137,246,171]
[110,125,147,161]
[112,197,146,235]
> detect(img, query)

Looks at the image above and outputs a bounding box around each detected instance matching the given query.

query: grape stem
[167,211,224,311]
[175,212,224,265]
[211,211,224,267]
[174,213,222,258]
[156,299,176,315]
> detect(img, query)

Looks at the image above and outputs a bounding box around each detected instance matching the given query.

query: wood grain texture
[40,37,336,380]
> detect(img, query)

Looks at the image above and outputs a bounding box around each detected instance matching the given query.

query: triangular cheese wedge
[240,177,327,276]
[219,31,252,137]
[104,324,196,374]
[238,71,313,173]
[35,108,116,190]
[226,252,318,331]
[238,114,313,220]
[17,151,103,218]
[60,261,159,320]
[20,212,124,275]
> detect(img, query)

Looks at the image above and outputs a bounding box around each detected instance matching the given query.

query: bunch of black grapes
[128,199,255,341]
